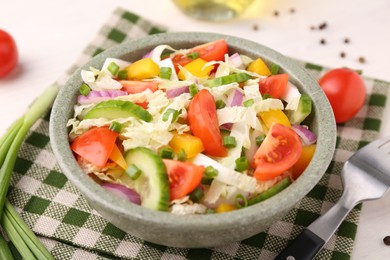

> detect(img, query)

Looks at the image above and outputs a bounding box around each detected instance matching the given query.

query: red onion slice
[229,53,243,68]
[166,86,189,98]
[102,183,141,205]
[226,90,243,107]
[292,125,317,145]
[77,90,128,105]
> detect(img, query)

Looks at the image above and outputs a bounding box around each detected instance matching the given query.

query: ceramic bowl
[50,32,336,248]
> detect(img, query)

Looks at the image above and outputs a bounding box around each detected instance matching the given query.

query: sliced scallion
[223,136,237,148]
[159,67,172,80]
[79,83,90,96]
[160,147,175,159]
[270,63,280,75]
[107,62,120,76]
[189,186,204,203]
[235,157,249,172]
[243,99,254,107]
[189,84,198,97]
[256,134,266,146]
[109,121,123,133]
[215,100,226,109]
[117,70,128,80]
[177,148,187,162]
[235,193,248,209]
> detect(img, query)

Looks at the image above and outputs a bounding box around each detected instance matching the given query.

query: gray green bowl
[50,32,336,248]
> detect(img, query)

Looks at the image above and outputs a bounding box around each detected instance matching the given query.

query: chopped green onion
[189,84,198,97]
[256,134,266,146]
[235,194,248,209]
[202,166,218,185]
[177,148,187,162]
[223,136,237,148]
[107,62,120,76]
[262,93,272,99]
[189,186,204,203]
[162,108,181,122]
[235,157,249,172]
[159,67,172,79]
[207,73,252,88]
[125,164,142,180]
[117,70,128,80]
[186,52,200,60]
[109,121,123,133]
[79,83,90,96]
[243,99,254,107]
[215,100,226,109]
[270,63,280,75]
[160,147,175,159]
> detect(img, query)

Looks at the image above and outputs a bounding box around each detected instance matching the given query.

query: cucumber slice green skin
[247,177,292,206]
[288,94,312,124]
[207,73,252,88]
[124,147,170,211]
[85,100,152,122]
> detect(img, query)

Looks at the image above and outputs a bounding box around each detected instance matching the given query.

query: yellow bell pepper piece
[247,58,271,76]
[292,144,316,179]
[125,58,159,80]
[178,58,214,80]
[259,109,291,130]
[108,144,128,169]
[169,133,204,159]
[215,203,237,213]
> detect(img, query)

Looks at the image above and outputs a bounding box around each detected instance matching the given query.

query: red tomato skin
[0,29,18,78]
[188,89,227,157]
[318,68,366,123]
[120,80,159,94]
[253,123,302,181]
[163,159,204,201]
[172,39,228,72]
[258,74,289,99]
[71,127,118,168]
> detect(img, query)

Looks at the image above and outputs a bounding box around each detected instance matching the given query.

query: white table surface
[1,0,390,258]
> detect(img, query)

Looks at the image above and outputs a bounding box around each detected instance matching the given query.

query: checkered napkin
[4,7,389,260]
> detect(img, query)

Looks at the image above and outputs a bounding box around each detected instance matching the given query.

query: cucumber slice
[207,73,252,88]
[85,100,152,122]
[247,177,292,206]
[287,94,312,124]
[124,147,170,211]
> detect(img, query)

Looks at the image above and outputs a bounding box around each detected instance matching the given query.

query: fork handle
[275,229,325,260]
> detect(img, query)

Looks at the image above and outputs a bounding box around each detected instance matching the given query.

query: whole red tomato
[0,29,18,78]
[318,68,366,123]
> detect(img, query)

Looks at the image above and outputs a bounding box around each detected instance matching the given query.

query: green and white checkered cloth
[3,7,389,260]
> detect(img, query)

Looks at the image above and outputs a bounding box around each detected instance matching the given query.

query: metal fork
[276,137,390,260]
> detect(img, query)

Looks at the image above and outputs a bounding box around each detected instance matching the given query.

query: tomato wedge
[253,123,302,181]
[172,39,228,72]
[163,159,204,201]
[71,127,118,168]
[188,89,227,157]
[258,74,289,99]
[120,80,159,94]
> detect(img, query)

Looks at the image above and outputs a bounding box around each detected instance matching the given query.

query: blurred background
[1,0,390,258]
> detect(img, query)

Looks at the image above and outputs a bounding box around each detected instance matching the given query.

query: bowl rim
[50,31,336,230]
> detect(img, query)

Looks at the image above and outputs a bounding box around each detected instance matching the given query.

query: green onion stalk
[0,85,58,259]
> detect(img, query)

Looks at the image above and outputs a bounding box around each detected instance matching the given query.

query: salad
[67,39,317,215]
